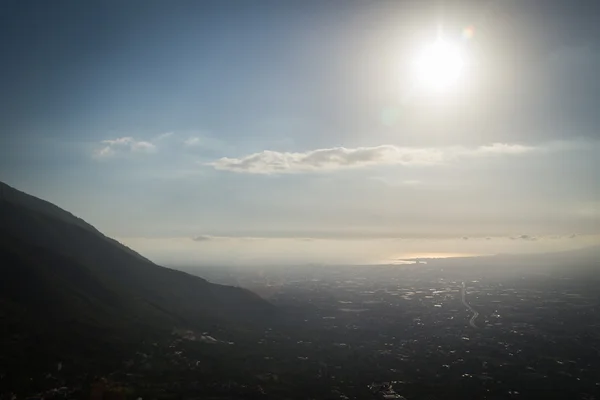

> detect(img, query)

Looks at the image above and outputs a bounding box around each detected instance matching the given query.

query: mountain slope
[0,181,275,367]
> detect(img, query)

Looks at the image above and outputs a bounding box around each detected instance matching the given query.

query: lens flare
[462,25,475,40]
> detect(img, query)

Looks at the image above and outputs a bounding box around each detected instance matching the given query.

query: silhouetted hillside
[0,181,275,373]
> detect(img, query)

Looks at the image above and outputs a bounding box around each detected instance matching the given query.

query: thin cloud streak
[155,132,174,141]
[184,137,201,147]
[510,234,538,241]
[208,143,536,174]
[192,235,215,242]
[94,136,157,158]
[186,232,581,241]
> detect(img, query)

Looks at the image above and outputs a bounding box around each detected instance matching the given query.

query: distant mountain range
[0,181,275,372]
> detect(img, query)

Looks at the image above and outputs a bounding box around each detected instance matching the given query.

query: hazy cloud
[476,143,533,155]
[95,146,116,158]
[575,202,600,218]
[192,234,279,242]
[155,132,174,141]
[184,137,201,147]
[121,234,600,268]
[131,141,156,153]
[208,143,535,174]
[192,235,214,242]
[183,135,228,152]
[94,137,157,158]
[510,234,538,241]
[371,177,423,187]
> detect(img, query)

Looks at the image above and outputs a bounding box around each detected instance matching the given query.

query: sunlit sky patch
[1,0,599,265]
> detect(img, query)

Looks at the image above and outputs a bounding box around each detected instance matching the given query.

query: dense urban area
[8,259,600,400]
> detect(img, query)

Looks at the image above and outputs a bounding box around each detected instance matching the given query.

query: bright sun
[412,38,465,93]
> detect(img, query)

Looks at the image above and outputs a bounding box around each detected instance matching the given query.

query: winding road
[461,282,479,329]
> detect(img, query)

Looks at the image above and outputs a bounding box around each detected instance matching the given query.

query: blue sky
[1,0,599,265]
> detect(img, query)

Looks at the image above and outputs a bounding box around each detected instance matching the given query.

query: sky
[1,0,599,266]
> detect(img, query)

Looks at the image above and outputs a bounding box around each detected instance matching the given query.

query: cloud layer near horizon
[208,143,535,174]
[118,234,600,267]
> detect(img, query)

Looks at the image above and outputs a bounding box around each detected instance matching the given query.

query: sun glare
[412,38,465,93]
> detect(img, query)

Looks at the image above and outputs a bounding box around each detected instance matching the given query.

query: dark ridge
[0,180,276,378]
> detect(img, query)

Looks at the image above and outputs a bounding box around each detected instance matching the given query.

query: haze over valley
[1,1,600,399]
